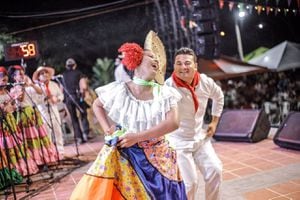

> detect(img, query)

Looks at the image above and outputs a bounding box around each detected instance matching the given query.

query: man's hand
[206,122,218,137]
[206,116,220,138]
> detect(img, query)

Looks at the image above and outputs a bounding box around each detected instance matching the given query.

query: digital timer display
[4,41,39,61]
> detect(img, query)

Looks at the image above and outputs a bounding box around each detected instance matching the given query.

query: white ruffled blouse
[95,81,182,133]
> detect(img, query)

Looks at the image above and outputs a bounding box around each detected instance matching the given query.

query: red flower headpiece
[0,66,7,74]
[118,43,143,71]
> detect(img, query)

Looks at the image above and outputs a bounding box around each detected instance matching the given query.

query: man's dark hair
[174,47,197,62]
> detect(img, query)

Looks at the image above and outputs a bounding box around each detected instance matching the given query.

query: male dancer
[165,47,224,200]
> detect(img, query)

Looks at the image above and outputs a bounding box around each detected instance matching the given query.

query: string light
[219,0,299,16]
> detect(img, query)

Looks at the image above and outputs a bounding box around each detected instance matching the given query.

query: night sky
[0,0,299,76]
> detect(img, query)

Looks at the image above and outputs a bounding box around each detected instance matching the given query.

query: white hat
[32,66,55,81]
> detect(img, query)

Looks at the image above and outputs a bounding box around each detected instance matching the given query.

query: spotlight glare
[220,31,225,36]
[238,11,246,18]
[258,23,263,29]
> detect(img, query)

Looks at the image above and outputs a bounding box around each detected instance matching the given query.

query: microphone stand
[46,99,60,166]
[4,90,34,193]
[21,86,53,178]
[35,82,61,166]
[53,76,83,157]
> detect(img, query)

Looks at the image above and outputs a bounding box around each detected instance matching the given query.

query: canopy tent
[198,55,268,80]
[244,47,269,62]
[248,41,300,72]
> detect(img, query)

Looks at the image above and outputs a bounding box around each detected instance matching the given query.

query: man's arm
[206,75,224,137]
[206,116,220,137]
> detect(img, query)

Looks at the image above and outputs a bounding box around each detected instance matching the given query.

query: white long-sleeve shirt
[165,73,224,148]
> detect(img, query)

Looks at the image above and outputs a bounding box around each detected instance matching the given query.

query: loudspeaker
[214,109,271,143]
[274,112,300,150]
[191,0,220,59]
[194,21,218,35]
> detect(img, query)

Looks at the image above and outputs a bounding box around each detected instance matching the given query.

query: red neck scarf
[45,82,51,97]
[172,72,200,112]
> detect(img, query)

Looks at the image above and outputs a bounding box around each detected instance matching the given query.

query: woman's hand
[49,95,59,104]
[105,125,116,136]
[3,101,15,113]
[10,86,24,101]
[24,76,33,86]
[118,133,139,148]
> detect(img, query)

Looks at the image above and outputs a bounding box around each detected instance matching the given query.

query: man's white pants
[176,139,222,200]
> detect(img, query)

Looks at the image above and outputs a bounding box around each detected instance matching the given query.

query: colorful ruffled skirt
[0,167,23,190]
[15,106,58,165]
[0,112,39,176]
[70,137,187,200]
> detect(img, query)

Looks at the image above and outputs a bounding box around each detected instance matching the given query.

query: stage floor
[4,134,300,200]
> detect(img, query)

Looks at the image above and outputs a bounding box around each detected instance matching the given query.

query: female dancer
[70,42,187,200]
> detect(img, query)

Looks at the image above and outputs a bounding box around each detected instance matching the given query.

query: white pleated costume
[95,81,181,133]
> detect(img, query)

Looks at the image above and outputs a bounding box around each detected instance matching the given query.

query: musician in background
[62,58,90,145]
[0,66,39,176]
[32,66,65,159]
[8,65,58,165]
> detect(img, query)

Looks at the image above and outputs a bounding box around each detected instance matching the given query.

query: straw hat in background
[32,66,55,81]
[144,30,166,85]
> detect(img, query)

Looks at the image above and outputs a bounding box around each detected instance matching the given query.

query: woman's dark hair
[123,65,134,79]
[7,65,23,83]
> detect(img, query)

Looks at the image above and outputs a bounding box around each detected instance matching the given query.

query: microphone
[0,83,10,87]
[11,82,25,86]
[51,74,63,80]
[0,82,25,87]
[33,80,44,86]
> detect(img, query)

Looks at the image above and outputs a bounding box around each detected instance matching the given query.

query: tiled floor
[2,134,300,200]
[212,139,300,200]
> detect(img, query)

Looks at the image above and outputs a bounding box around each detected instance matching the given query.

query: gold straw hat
[144,30,166,85]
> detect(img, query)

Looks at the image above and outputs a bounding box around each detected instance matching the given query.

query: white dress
[95,81,181,133]
[70,81,188,200]
[36,81,65,156]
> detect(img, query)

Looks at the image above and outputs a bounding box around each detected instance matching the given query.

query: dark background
[0,0,299,77]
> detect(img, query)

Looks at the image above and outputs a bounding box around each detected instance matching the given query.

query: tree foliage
[91,57,115,89]
[0,33,19,61]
